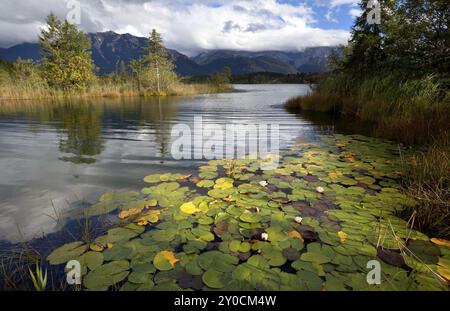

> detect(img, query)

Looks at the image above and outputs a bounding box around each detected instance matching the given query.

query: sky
[0,0,362,56]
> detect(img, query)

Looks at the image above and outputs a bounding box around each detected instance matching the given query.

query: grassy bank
[0,80,233,101]
[285,75,449,145]
[285,74,450,237]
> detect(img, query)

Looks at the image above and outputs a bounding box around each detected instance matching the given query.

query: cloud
[0,0,351,55]
[329,0,359,7]
[349,8,363,18]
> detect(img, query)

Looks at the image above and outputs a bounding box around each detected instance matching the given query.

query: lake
[1,84,342,242]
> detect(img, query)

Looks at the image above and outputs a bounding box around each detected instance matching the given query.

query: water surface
[0,84,368,242]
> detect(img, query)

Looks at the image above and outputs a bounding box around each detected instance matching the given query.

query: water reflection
[57,103,104,164]
[0,97,180,165]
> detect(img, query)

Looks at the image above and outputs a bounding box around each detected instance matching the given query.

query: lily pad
[47,242,88,265]
[153,251,179,271]
[202,268,227,289]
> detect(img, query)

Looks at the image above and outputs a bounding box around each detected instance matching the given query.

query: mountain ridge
[0,31,336,76]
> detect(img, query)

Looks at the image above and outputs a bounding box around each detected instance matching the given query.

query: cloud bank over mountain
[0,0,358,55]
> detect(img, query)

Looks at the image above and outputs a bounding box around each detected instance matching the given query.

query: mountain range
[0,31,336,76]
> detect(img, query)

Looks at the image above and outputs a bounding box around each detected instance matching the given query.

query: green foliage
[130,29,178,95]
[39,13,95,90]
[209,66,232,87]
[28,261,48,291]
[0,60,14,84]
[335,0,449,87]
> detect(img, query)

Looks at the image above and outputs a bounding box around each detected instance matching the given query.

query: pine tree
[39,13,95,90]
[141,29,177,94]
[340,0,395,77]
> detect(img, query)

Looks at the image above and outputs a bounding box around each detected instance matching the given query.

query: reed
[0,79,233,101]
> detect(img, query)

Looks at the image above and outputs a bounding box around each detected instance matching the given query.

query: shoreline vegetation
[285,0,449,237]
[0,79,234,101]
[0,14,233,101]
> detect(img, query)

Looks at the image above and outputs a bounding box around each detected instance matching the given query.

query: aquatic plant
[46,134,450,291]
[28,260,47,291]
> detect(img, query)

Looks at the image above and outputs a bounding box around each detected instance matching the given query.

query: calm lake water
[0,84,367,242]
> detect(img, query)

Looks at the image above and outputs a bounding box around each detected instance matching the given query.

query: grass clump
[399,145,450,238]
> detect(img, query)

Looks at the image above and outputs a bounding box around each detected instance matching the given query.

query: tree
[117,60,128,82]
[336,0,449,87]
[130,58,146,92]
[11,58,46,88]
[209,66,232,87]
[338,0,395,78]
[39,13,95,90]
[139,29,177,94]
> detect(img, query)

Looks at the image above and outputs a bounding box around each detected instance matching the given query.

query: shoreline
[0,83,234,102]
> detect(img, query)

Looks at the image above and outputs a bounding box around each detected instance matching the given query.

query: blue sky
[0,0,362,55]
[272,0,359,29]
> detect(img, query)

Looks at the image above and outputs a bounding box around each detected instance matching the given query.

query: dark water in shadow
[0,84,374,242]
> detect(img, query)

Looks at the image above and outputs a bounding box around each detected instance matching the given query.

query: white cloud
[0,0,351,55]
[349,8,363,17]
[329,0,359,7]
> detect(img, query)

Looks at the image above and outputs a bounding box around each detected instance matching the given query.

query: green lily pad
[47,242,88,265]
[239,211,262,223]
[83,260,130,290]
[202,268,227,289]
[300,252,331,264]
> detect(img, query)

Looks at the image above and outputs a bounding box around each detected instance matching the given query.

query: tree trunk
[156,60,161,94]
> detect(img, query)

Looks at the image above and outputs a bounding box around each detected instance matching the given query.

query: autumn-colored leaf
[160,251,179,267]
[178,174,192,181]
[118,208,141,219]
[135,217,149,226]
[328,171,343,179]
[288,230,304,241]
[223,195,234,202]
[341,152,355,162]
[338,231,347,243]
[431,238,450,248]
[89,242,104,252]
[436,264,450,282]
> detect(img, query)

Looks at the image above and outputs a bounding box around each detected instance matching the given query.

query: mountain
[198,55,298,75]
[0,42,40,62]
[88,32,204,76]
[0,31,336,76]
[0,32,202,76]
[192,47,337,73]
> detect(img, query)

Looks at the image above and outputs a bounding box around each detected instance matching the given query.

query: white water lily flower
[294,216,303,224]
[261,232,269,241]
[259,180,268,187]
[316,186,324,193]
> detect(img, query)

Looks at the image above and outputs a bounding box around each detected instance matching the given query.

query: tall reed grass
[0,79,233,100]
